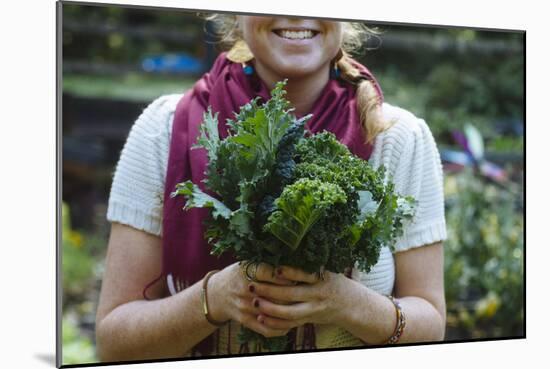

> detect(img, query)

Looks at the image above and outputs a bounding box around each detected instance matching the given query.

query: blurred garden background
[60,2,524,365]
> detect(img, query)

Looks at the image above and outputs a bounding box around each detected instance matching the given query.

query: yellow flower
[67,231,83,248]
[475,292,501,318]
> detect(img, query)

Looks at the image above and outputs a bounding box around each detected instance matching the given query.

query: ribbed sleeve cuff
[394,220,447,253]
[106,200,162,237]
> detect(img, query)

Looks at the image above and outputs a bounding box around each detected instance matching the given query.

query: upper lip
[272,27,320,33]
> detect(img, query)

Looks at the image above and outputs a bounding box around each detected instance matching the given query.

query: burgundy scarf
[150,51,383,355]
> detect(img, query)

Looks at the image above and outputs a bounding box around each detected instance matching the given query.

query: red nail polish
[276,268,283,276]
[254,299,260,308]
[249,285,255,293]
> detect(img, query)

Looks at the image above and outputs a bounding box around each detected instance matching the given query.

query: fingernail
[254,299,260,308]
[276,268,283,276]
[249,285,255,293]
[258,316,265,324]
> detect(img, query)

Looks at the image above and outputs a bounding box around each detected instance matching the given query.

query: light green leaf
[171,181,231,219]
[229,208,253,237]
[397,196,417,218]
[357,190,378,221]
[264,179,346,251]
[194,108,221,163]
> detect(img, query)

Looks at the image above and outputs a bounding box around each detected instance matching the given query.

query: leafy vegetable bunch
[172,81,416,350]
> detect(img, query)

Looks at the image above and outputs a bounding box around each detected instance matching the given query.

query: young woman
[95,14,447,361]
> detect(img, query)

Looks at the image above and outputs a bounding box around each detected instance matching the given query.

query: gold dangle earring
[226,39,255,75]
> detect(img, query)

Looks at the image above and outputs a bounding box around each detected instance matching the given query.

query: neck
[253,61,330,117]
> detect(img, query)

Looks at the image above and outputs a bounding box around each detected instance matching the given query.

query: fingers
[275,265,321,284]
[238,311,290,338]
[229,263,293,338]
[253,296,316,321]
[228,293,287,337]
[234,296,258,315]
[257,314,298,331]
[249,281,314,303]
[241,261,295,286]
[255,262,295,285]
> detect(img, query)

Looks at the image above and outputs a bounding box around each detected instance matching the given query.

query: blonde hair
[201,14,390,144]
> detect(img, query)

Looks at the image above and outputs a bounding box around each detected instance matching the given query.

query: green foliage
[62,204,105,364]
[264,178,346,263]
[174,81,417,351]
[293,133,416,273]
[62,203,95,300]
[369,28,524,340]
[172,181,232,220]
[63,3,204,65]
[486,135,524,152]
[176,81,416,275]
[63,74,195,101]
[62,315,97,365]
[443,170,524,338]
[373,31,523,151]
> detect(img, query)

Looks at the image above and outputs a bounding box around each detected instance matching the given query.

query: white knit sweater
[107,94,447,296]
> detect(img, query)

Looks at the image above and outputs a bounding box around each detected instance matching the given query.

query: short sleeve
[106,94,182,236]
[370,103,448,253]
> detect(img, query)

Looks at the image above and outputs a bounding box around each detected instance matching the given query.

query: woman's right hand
[207,261,295,338]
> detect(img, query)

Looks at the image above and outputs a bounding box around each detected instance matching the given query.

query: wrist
[335,282,399,344]
[332,274,362,328]
[203,270,230,324]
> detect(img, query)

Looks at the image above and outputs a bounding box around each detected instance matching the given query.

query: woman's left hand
[248,266,356,330]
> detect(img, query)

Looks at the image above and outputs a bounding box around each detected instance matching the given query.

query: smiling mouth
[272,29,320,40]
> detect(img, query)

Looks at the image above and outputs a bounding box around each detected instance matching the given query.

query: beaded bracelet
[201,270,227,327]
[386,295,406,344]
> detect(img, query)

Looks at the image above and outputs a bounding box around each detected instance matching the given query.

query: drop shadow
[34,353,57,367]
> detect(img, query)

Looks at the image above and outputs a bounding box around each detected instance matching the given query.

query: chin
[271,61,328,80]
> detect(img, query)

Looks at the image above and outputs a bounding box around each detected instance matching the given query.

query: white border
[2,0,544,368]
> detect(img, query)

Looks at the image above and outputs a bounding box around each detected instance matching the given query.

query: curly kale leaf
[173,81,418,352]
[295,132,387,199]
[271,114,310,188]
[357,190,379,221]
[226,81,295,166]
[264,178,346,252]
[292,130,417,273]
[192,109,240,208]
[175,80,313,262]
[206,80,301,211]
[256,114,309,225]
[171,181,231,220]
[193,107,220,163]
[172,181,257,257]
[348,185,417,273]
[225,97,262,134]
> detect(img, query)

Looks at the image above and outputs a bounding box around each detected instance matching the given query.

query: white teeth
[279,30,314,40]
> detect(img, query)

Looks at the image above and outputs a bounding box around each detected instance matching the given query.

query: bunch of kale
[172,81,416,350]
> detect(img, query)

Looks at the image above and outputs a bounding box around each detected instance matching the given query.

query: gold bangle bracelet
[201,270,227,327]
[385,295,406,344]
